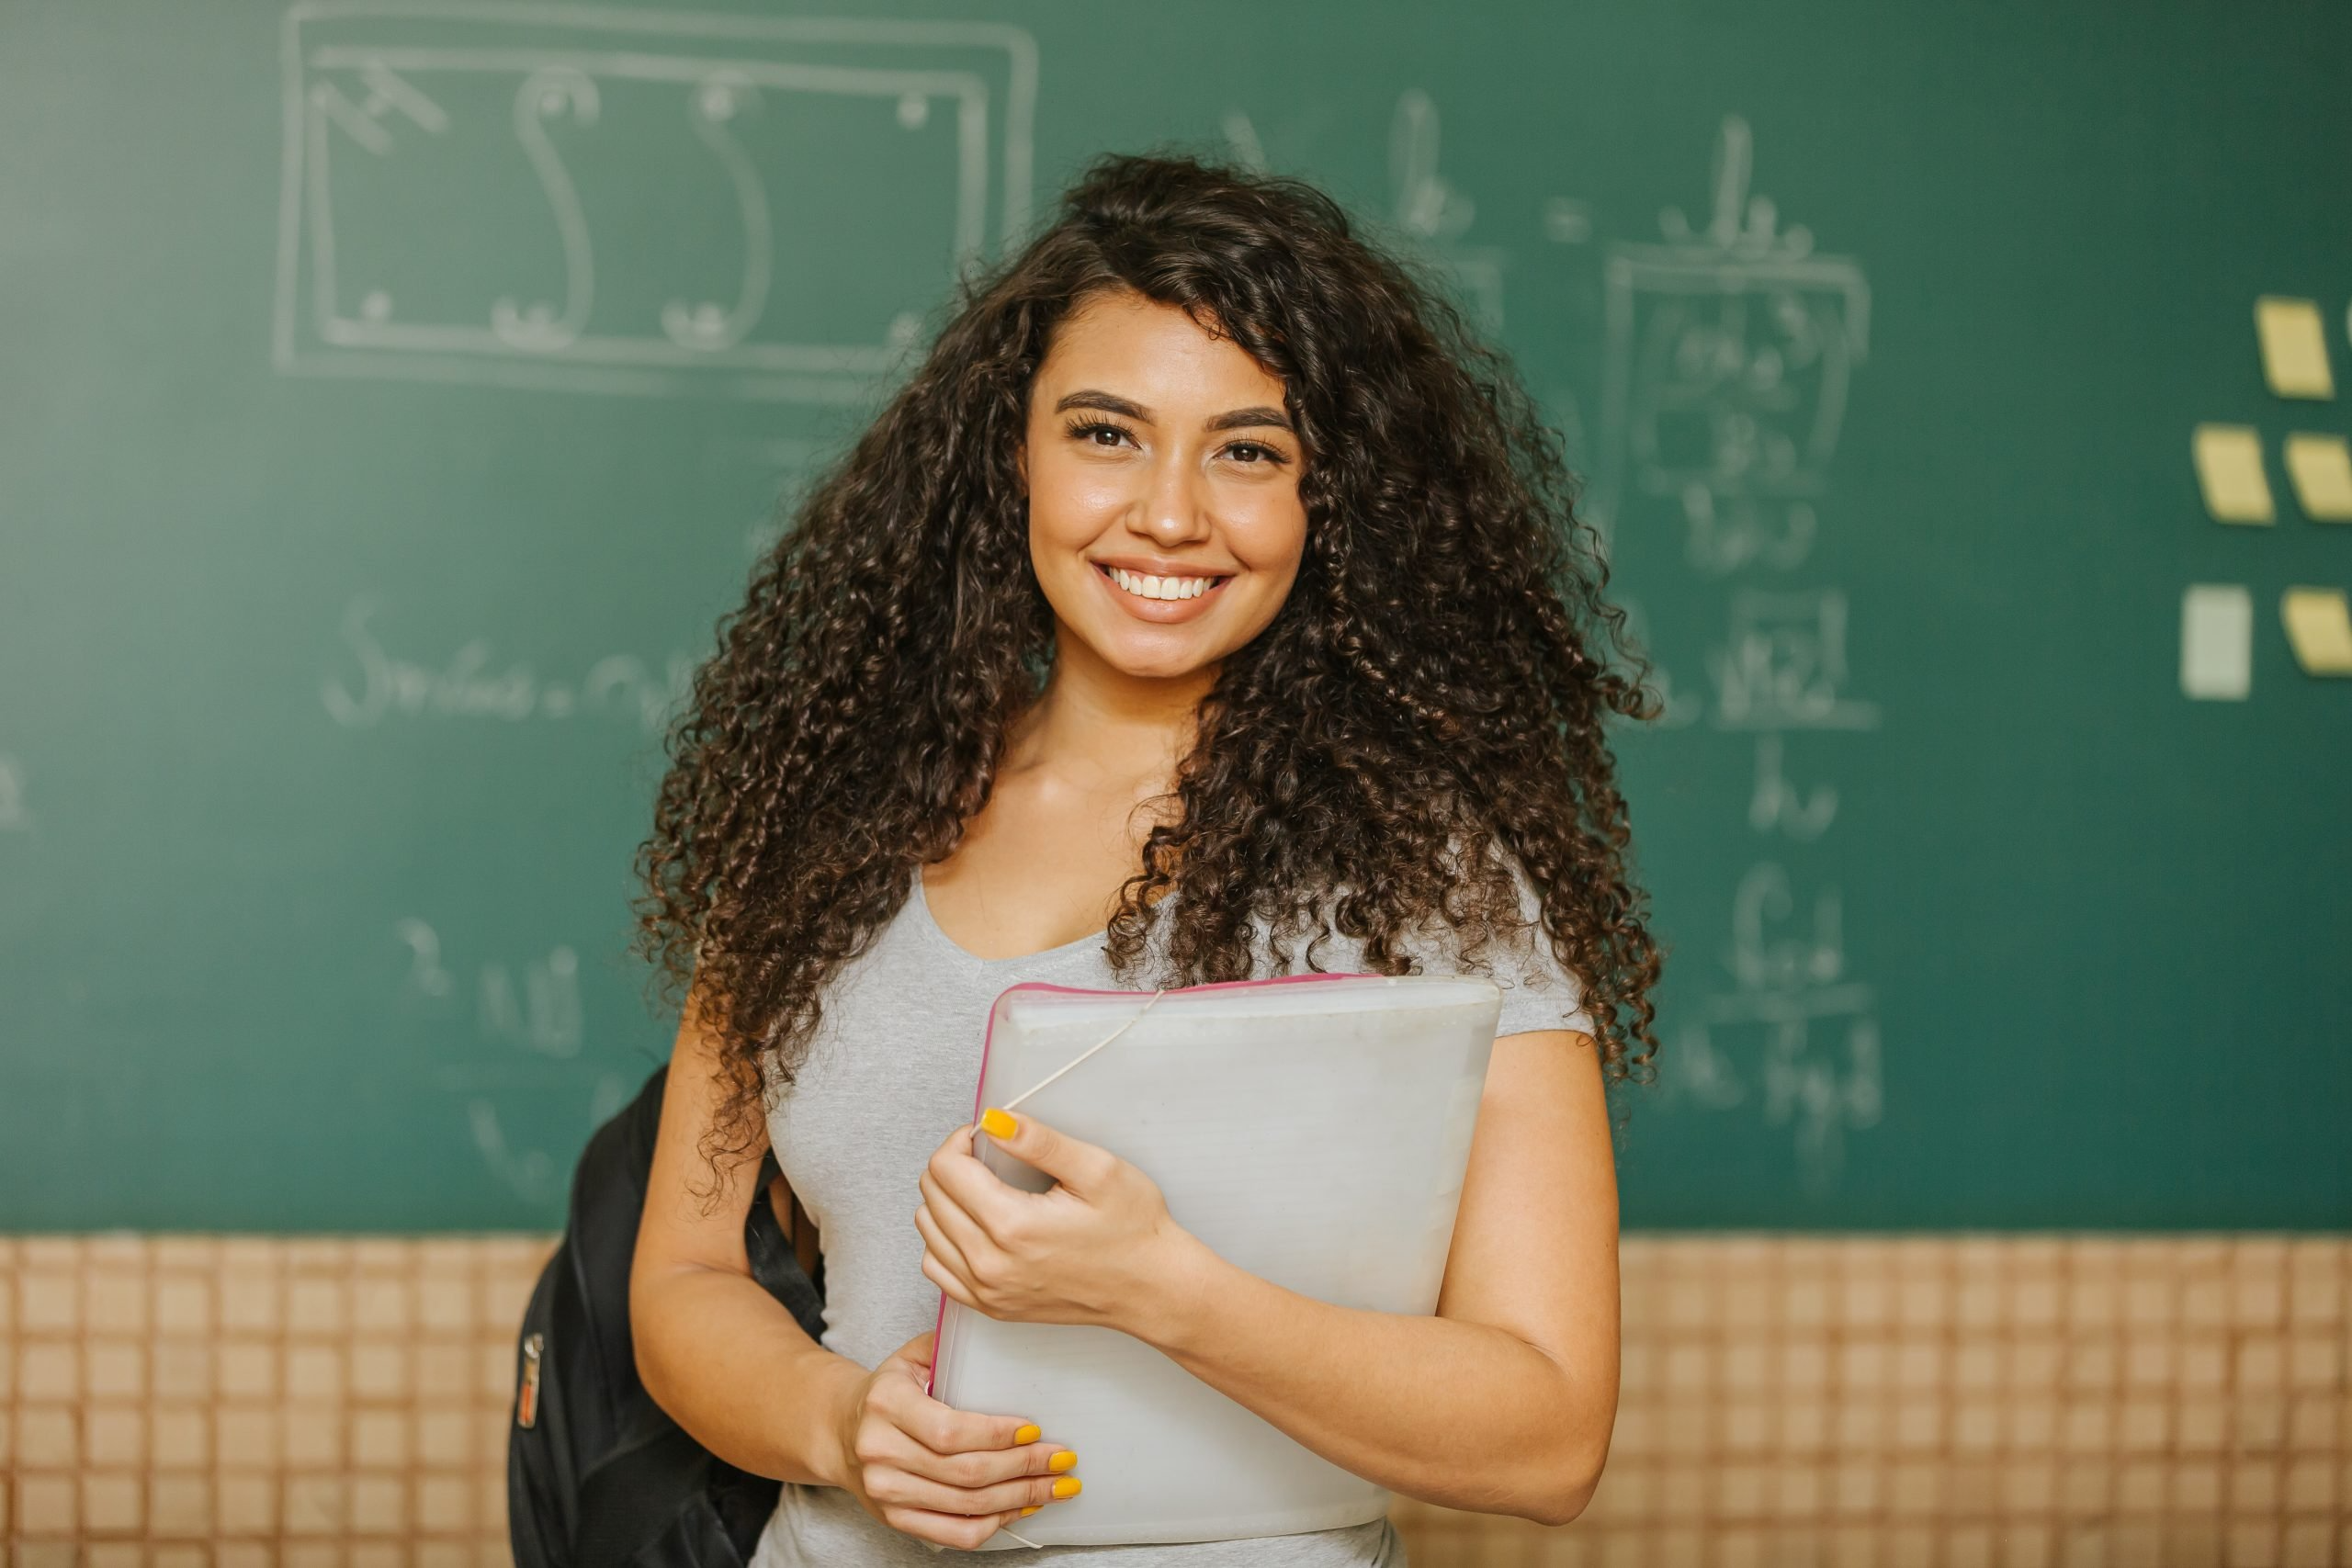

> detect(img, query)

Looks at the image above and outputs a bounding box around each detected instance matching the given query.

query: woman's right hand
[828,1329,1081,1549]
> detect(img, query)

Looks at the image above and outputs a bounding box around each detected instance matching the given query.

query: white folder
[926,972,1502,1550]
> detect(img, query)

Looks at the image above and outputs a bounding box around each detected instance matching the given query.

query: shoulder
[1262,840,1593,1040]
[1401,846,1595,1040]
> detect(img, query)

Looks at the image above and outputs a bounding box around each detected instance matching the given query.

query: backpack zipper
[517,1332,543,1428]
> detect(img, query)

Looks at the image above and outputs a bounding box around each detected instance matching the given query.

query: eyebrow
[1054,389,1295,434]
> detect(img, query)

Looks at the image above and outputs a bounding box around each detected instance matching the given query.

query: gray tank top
[751,863,1592,1567]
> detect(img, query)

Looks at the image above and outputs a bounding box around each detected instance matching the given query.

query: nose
[1132,446,1212,547]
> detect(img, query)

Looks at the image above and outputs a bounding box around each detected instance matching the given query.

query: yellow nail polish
[979,1107,1018,1139]
[1020,1505,1041,1517]
[1047,1450,1078,1472]
[1013,1423,1040,1445]
[1052,1476,1082,1499]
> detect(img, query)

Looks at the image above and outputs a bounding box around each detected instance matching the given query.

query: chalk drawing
[0,756,27,831]
[398,919,582,1057]
[1747,735,1838,839]
[462,1070,629,1202]
[322,594,695,733]
[275,4,1036,400]
[1661,862,1883,1191]
[1708,588,1882,731]
[1389,89,1509,333]
[1593,116,1870,567]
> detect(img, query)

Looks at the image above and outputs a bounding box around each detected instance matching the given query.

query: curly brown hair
[629,147,1667,1200]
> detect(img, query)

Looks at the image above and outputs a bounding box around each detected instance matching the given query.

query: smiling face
[1018,288,1308,684]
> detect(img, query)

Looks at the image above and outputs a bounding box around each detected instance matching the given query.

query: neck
[1009,633,1216,798]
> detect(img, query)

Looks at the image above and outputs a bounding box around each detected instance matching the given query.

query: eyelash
[1062,417,1289,468]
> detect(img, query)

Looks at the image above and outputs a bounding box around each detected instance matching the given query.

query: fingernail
[979,1107,1018,1139]
[1013,1423,1041,1445]
[1020,1505,1041,1517]
[1052,1476,1082,1499]
[1048,1450,1078,1472]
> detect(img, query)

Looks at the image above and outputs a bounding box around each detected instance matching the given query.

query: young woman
[628,150,1662,1566]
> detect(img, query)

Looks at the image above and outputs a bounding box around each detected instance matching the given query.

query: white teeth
[1109,567,1216,602]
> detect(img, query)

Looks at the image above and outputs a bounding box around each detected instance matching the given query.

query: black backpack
[507,1064,828,1568]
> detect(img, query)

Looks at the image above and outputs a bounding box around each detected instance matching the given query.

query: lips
[1091,560,1229,624]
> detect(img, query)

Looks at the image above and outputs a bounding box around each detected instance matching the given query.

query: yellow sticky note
[2280,587,2352,675]
[2283,433,2352,521]
[2192,423,2274,523]
[2256,297,2334,400]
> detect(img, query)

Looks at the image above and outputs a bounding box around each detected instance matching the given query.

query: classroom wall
[6,1232,2347,1564]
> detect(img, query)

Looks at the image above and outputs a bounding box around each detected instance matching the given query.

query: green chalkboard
[4,0,2346,1231]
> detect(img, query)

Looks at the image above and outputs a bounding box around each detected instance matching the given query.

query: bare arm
[1130,1028,1621,1525]
[628,978,863,1486]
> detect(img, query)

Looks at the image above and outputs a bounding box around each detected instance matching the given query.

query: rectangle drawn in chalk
[274,4,1036,400]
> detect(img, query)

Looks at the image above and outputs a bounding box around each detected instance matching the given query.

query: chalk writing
[322,594,694,733]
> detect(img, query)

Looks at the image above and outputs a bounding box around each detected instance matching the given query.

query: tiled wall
[5,1235,2346,1566]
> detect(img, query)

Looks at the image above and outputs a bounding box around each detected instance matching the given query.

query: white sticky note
[2192,424,2275,523]
[2180,584,2254,701]
[2283,433,2352,521]
[2256,297,2335,400]
[2280,587,2352,675]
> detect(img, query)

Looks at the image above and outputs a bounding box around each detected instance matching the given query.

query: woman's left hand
[916,1108,1194,1335]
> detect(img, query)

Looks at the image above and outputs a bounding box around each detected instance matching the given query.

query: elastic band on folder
[996,987,1170,1112]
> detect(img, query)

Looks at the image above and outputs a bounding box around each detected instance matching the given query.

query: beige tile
[415,1343,474,1402]
[2011,1273,2064,1330]
[153,1404,209,1468]
[2123,1337,2176,1389]
[2225,1518,2280,1567]
[2117,1400,2169,1453]
[419,1273,476,1334]
[150,1473,213,1537]
[2057,1461,2110,1517]
[352,1276,415,1335]
[218,1339,279,1400]
[414,1473,476,1532]
[2282,1456,2336,1512]
[152,1341,215,1401]
[215,1405,282,1468]
[18,1472,79,1535]
[2286,1336,2338,1390]
[350,1474,410,1534]
[2114,1460,2165,1514]
[154,1272,215,1336]
[85,1338,147,1399]
[82,1472,145,1536]
[288,1275,351,1336]
[217,1468,284,1533]
[351,1409,414,1469]
[18,1269,81,1332]
[85,1269,150,1335]
[85,1404,146,1466]
[416,1407,475,1466]
[2178,1400,2229,1452]
[282,1405,345,1469]
[286,1343,348,1404]
[1953,1402,2000,1453]
[219,1271,283,1334]
[20,1338,78,1399]
[284,1473,349,1536]
[17,1404,80,1466]
[2230,1459,2282,1512]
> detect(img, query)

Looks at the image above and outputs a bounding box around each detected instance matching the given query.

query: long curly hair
[629,148,1667,1200]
